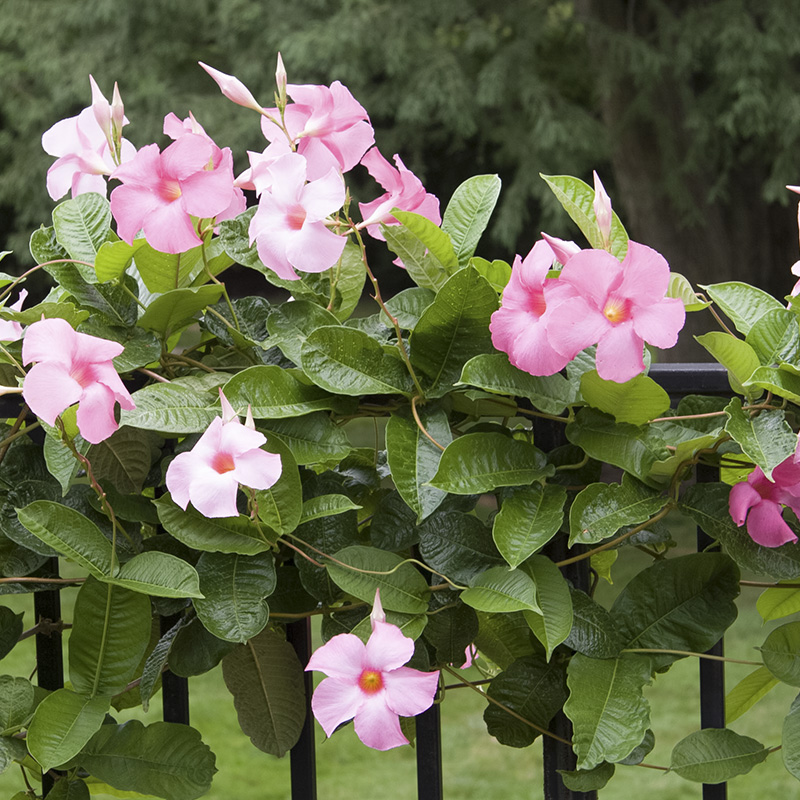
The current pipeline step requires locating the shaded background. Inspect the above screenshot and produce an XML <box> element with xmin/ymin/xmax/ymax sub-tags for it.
<box><xmin>3</xmin><ymin>0</ymin><xmax>800</xmax><ymax>338</ymax></box>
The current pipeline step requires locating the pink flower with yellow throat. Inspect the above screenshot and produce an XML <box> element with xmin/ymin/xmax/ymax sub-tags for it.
<box><xmin>305</xmin><ymin>589</ymin><xmax>439</xmax><ymax>750</ymax></box>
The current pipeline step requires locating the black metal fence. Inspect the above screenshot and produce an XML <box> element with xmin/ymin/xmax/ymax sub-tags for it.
<box><xmin>28</xmin><ymin>363</ymin><xmax>732</xmax><ymax>800</ymax></box>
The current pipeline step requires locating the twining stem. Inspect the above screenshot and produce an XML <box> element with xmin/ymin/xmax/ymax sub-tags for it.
<box><xmin>741</xmin><ymin>580</ymin><xmax>800</xmax><ymax>589</ymax></box>
<box><xmin>0</xmin><ymin>343</ymin><xmax>25</xmax><ymax>376</ymax></box>
<box><xmin>0</xmin><ymin>576</ymin><xmax>85</xmax><ymax>585</ymax></box>
<box><xmin>0</xmin><ymin>259</ymin><xmax>93</xmax><ymax>304</ymax></box>
<box><xmin>648</xmin><ymin>402</ymin><xmax>781</xmax><ymax>425</ymax></box>
<box><xmin>270</xmin><ymin>601</ymin><xmax>368</xmax><ymax>620</ymax></box>
<box><xmin>138</xmin><ymin>368</ymin><xmax>170</xmax><ymax>383</ymax></box>
<box><xmin>621</xmin><ymin>648</ymin><xmax>762</xmax><ymax>666</ymax></box>
<box><xmin>411</xmin><ymin>395</ymin><xmax>445</xmax><ymax>451</ymax></box>
<box><xmin>707</xmin><ymin>303</ymin><xmax>738</xmax><ymax>338</ymax></box>
<box><xmin>163</xmin><ymin>353</ymin><xmax>216</xmax><ymax>373</ymax></box>
<box><xmin>19</xmin><ymin>619</ymin><xmax>71</xmax><ymax>641</ymax></box>
<box><xmin>202</xmin><ymin>240</ymin><xmax>240</xmax><ymax>331</ymax></box>
<box><xmin>514</xmin><ymin>406</ymin><xmax>571</xmax><ymax>424</ymax></box>
<box><xmin>0</xmin><ymin>405</ymin><xmax>32</xmax><ymax>466</ymax></box>
<box><xmin>555</xmin><ymin>505</ymin><xmax>674</xmax><ymax>568</ymax></box>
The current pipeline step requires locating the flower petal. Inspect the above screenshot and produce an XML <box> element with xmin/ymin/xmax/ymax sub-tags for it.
<box><xmin>22</xmin><ymin>362</ymin><xmax>81</xmax><ymax>426</ymax></box>
<box><xmin>365</xmin><ymin>621</ymin><xmax>414</xmax><ymax>672</ymax></box>
<box><xmin>353</xmin><ymin>694</ymin><xmax>407</xmax><ymax>750</ymax></box>
<box><xmin>22</xmin><ymin>318</ymin><xmax>77</xmax><ymax>367</ymax></box>
<box><xmin>745</xmin><ymin>499</ymin><xmax>798</xmax><ymax>547</ymax></box>
<box><xmin>595</xmin><ymin>322</ymin><xmax>645</xmax><ymax>383</ymax></box>
<box><xmin>382</xmin><ymin>666</ymin><xmax>439</xmax><ymax>717</ymax></box>
<box><xmin>75</xmin><ymin>381</ymin><xmax>119</xmax><ymax>444</ymax></box>
<box><xmin>306</xmin><ymin>633</ymin><xmax>366</xmax><ymax>681</ymax></box>
<box><xmin>183</xmin><ymin>467</ymin><xmax>241</xmax><ymax>518</ymax></box>
<box><xmin>285</xmin><ymin>223</ymin><xmax>346</xmax><ymax>274</ymax></box>
<box><xmin>631</xmin><ymin>298</ymin><xmax>685</xmax><ymax>349</ymax></box>
<box><xmin>310</xmin><ymin>677</ymin><xmax>364</xmax><ymax>737</ymax></box>
<box><xmin>729</xmin><ymin>481</ymin><xmax>762</xmax><ymax>526</ymax></box>
<box><xmin>230</xmin><ymin>448</ymin><xmax>282</xmax><ymax>491</ymax></box>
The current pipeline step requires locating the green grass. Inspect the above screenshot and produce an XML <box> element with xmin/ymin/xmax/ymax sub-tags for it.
<box><xmin>2</xmin><ymin>519</ymin><xmax>799</xmax><ymax>798</ymax></box>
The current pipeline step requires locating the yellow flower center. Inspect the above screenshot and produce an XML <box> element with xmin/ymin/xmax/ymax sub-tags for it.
<box><xmin>358</xmin><ymin>669</ymin><xmax>384</xmax><ymax>694</ymax></box>
<box><xmin>603</xmin><ymin>296</ymin><xmax>631</xmax><ymax>324</ymax></box>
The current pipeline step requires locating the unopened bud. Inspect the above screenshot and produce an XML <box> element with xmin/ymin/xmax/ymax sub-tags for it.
<box><xmin>199</xmin><ymin>62</ymin><xmax>262</xmax><ymax>112</ymax></box>
<box><xmin>275</xmin><ymin>52</ymin><xmax>288</xmax><ymax>108</ymax></box>
<box><xmin>111</xmin><ymin>82</ymin><xmax>125</xmax><ymax>135</ymax></box>
<box><xmin>593</xmin><ymin>170</ymin><xmax>613</xmax><ymax>250</ymax></box>
<box><xmin>89</xmin><ymin>75</ymin><xmax>113</xmax><ymax>142</ymax></box>
<box><xmin>370</xmin><ymin>588</ymin><xmax>386</xmax><ymax>630</ymax></box>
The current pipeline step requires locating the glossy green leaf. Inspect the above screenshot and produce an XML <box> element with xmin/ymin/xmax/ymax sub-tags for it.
<box><xmin>559</xmin><ymin>762</ymin><xmax>616</xmax><ymax>792</ymax></box>
<box><xmin>430</xmin><ymin>432</ymin><xmax>551</xmax><ymax>494</ymax></box>
<box><xmin>667</xmin><ymin>272</ymin><xmax>710</xmax><ymax>312</ymax></box>
<box><xmin>382</xmin><ymin>223</ymin><xmax>448</xmax><ymax>291</ymax></box>
<box><xmin>69</xmin><ymin>577</ymin><xmax>152</xmax><ymax>697</ymax></box>
<box><xmin>51</xmin><ymin>193</ymin><xmax>111</xmax><ymax>268</ymax></box>
<box><xmin>0</xmin><ymin>675</ymin><xmax>34</xmax><ymax>730</ymax></box>
<box><xmin>473</xmin><ymin>611</ymin><xmax>539</xmax><ymax>669</ymax></box>
<box><xmin>757</xmin><ymin>583</ymin><xmax>800</xmax><ymax>621</ymax></box>
<box><xmin>564</xmin><ymin>589</ymin><xmax>623</xmax><ymax>659</ymax></box>
<box><xmin>441</xmin><ymin>174</ymin><xmax>502</xmax><ymax>266</ymax></box>
<box><xmin>193</xmin><ymin>552</ymin><xmax>275</xmax><ymax>643</ymax></box>
<box><xmin>695</xmin><ymin>332</ymin><xmax>761</xmax><ymax>391</ymax></box>
<box><xmin>723</xmin><ymin>398</ymin><xmax>795</xmax><ymax>479</ymax></box>
<box><xmin>702</xmin><ymin>281</ymin><xmax>783</xmax><ymax>336</ymax></box>
<box><xmin>16</xmin><ymin>501</ymin><xmax>112</xmax><ymax>578</ymax></box>
<box><xmin>168</xmin><ymin>618</ymin><xmax>235</xmax><ymax>678</ymax></box>
<box><xmin>580</xmin><ymin>370</ymin><xmax>670</xmax><ymax>426</ymax></box>
<box><xmin>27</xmin><ymin>690</ymin><xmax>110</xmax><ymax>771</ymax></box>
<box><xmin>461</xmin><ymin>566</ymin><xmax>540</xmax><ymax>613</ymax></box>
<box><xmin>0</xmin><ymin>736</ymin><xmax>27</xmax><ymax>776</ymax></box>
<box><xmin>254</xmin><ymin>435</ymin><xmax>302</xmax><ymax>536</ymax></box>
<box><xmin>262</xmin><ymin>413</ymin><xmax>351</xmax><ymax>467</ymax></box>
<box><xmin>783</xmin><ymin>694</ymin><xmax>800</xmax><ymax>780</ymax></box>
<box><xmin>140</xmin><ymin>618</ymin><xmax>186</xmax><ymax>713</ymax></box>
<box><xmin>410</xmin><ymin>266</ymin><xmax>498</xmax><ymax>397</ymax></box>
<box><xmin>109</xmin><ymin>551</ymin><xmax>203</xmax><ymax>598</ymax></box>
<box><xmin>569</xmin><ymin>475</ymin><xmax>667</xmax><ymax>546</ymax></box>
<box><xmin>564</xmin><ymin>653</ymin><xmax>651</xmax><ymax>770</ymax></box>
<box><xmin>87</xmin><ymin>426</ymin><xmax>156</xmax><ymax>494</ymax></box>
<box><xmin>134</xmin><ymin>241</ymin><xmax>206</xmax><ymax>293</ymax></box>
<box><xmin>94</xmin><ymin>238</ymin><xmax>145</xmax><ymax>282</ymax></box>
<box><xmin>744</xmin><ymin>365</ymin><xmax>800</xmax><ymax>404</ymax></box>
<box><xmin>422</xmin><ymin>601</ymin><xmax>477</xmax><ymax>663</ymax></box>
<box><xmin>222</xmin><ymin>629</ymin><xmax>306</xmax><ymax>757</ymax></box>
<box><xmin>670</xmin><ymin>729</ymin><xmax>769</xmax><ymax>783</ymax></box>
<box><xmin>0</xmin><ymin>606</ymin><xmax>23</xmax><ymax>661</ymax></box>
<box><xmin>522</xmin><ymin>555</ymin><xmax>573</xmax><ymax>660</ymax></box>
<box><xmin>299</xmin><ymin>494</ymin><xmax>362</xmax><ymax>525</ymax></box>
<box><xmin>726</xmin><ymin>666</ymin><xmax>779</xmax><ymax>723</ymax></box>
<box><xmin>326</xmin><ymin>545</ymin><xmax>430</xmax><ymax>613</ymax></box>
<box><xmin>384</xmin><ymin>287</ymin><xmax>435</xmax><ymax>329</ymax></box>
<box><xmin>492</xmin><ymin>484</ymin><xmax>566</xmax><ymax>567</ymax></box>
<box><xmin>137</xmin><ymin>285</ymin><xmax>225</xmax><ymax>337</ymax></box>
<box><xmin>392</xmin><ymin>209</ymin><xmax>459</xmax><ymax>272</ymax></box>
<box><xmin>762</xmin><ymin>621</ymin><xmax>800</xmax><ymax>685</ymax></box>
<box><xmin>746</xmin><ymin>308</ymin><xmax>800</xmax><ymax>365</ymax></box>
<box><xmin>265</xmin><ymin>301</ymin><xmax>340</xmax><ymax>365</ymax></box>
<box><xmin>121</xmin><ymin>384</ymin><xmax>217</xmax><ymax>434</ymax></box>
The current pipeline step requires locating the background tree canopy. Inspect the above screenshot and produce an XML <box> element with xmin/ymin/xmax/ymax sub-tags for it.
<box><xmin>3</xmin><ymin>0</ymin><xmax>800</xmax><ymax>306</ymax></box>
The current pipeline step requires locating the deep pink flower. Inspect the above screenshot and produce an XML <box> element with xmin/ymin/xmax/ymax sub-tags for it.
<box><xmin>21</xmin><ymin>318</ymin><xmax>135</xmax><ymax>444</ymax></box>
<box><xmin>166</xmin><ymin>390</ymin><xmax>282</xmax><ymax>518</ymax></box>
<box><xmin>0</xmin><ymin>290</ymin><xmax>28</xmax><ymax>342</ymax></box>
<box><xmin>729</xmin><ymin>457</ymin><xmax>800</xmax><ymax>547</ymax></box>
<box><xmin>544</xmin><ymin>241</ymin><xmax>686</xmax><ymax>383</ymax></box>
<box><xmin>489</xmin><ymin>240</ymin><xmax>574</xmax><ymax>376</ymax></box>
<box><xmin>261</xmin><ymin>81</ymin><xmax>374</xmax><ymax>179</ymax></box>
<box><xmin>306</xmin><ymin>590</ymin><xmax>439</xmax><ymax>751</ymax></box>
<box><xmin>42</xmin><ymin>76</ymin><xmax>135</xmax><ymax>200</ymax></box>
<box><xmin>357</xmin><ymin>148</ymin><xmax>441</xmax><ymax>240</ymax></box>
<box><xmin>110</xmin><ymin>129</ymin><xmax>239</xmax><ymax>254</ymax></box>
<box><xmin>249</xmin><ymin>153</ymin><xmax>346</xmax><ymax>281</ymax></box>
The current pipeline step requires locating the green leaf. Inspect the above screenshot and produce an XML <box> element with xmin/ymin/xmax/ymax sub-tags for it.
<box><xmin>564</xmin><ymin>653</ymin><xmax>651</xmax><ymax>770</ymax></box>
<box><xmin>54</xmin><ymin>265</ymin><xmax>138</xmax><ymax>326</ymax></box>
<box><xmin>121</xmin><ymin>384</ymin><xmax>217</xmax><ymax>434</ymax></box>
<box><xmin>329</xmin><ymin>240</ymin><xmax>367</xmax><ymax>321</ymax></box>
<box><xmin>746</xmin><ymin>308</ymin><xmax>800</xmax><ymax>365</ymax></box>
<box><xmin>71</xmin><ymin>720</ymin><xmax>216</xmax><ymax>800</ymax></box>
<box><xmin>222</xmin><ymin>629</ymin><xmax>306</xmax><ymax>757</ymax></box>
<box><xmin>0</xmin><ymin>606</ymin><xmax>23</xmax><ymax>660</ymax></box>
<box><xmin>384</xmin><ymin>287</ymin><xmax>436</xmax><ymax>329</ymax></box>
<box><xmin>430</xmin><ymin>432</ymin><xmax>551</xmax><ymax>494</ymax></box>
<box><xmin>299</xmin><ymin>494</ymin><xmax>362</xmax><ymax>525</ymax></box>
<box><xmin>109</xmin><ymin>552</ymin><xmax>203</xmax><ymax>599</ymax></box>
<box><xmin>723</xmin><ymin>398</ymin><xmax>795</xmax><ymax>479</ymax></box>
<box><xmin>0</xmin><ymin>675</ymin><xmax>34</xmax><ymax>730</ymax></box>
<box><xmin>783</xmin><ymin>694</ymin><xmax>800</xmax><ymax>780</ymax></box>
<box><xmin>762</xmin><ymin>621</ymin><xmax>800</xmax><ymax>685</ymax></box>
<box><xmin>16</xmin><ymin>501</ymin><xmax>112</xmax><ymax>578</ymax></box>
<box><xmin>382</xmin><ymin>223</ymin><xmax>448</xmax><ymax>291</ymax></box>
<box><xmin>94</xmin><ymin>238</ymin><xmax>145</xmax><ymax>282</ymax></box>
<box><xmin>392</xmin><ymin>209</ymin><xmax>459</xmax><ymax>272</ymax></box>
<box><xmin>262</xmin><ymin>413</ymin><xmax>351</xmax><ymax>467</ymax></box>
<box><xmin>134</xmin><ymin>242</ymin><xmax>205</xmax><ymax>293</ymax></box>
<box><xmin>667</xmin><ymin>272</ymin><xmax>710</xmax><ymax>312</ymax></box>
<box><xmin>27</xmin><ymin>690</ymin><xmax>110</xmax><ymax>772</ymax></box>
<box><xmin>469</xmin><ymin>257</ymin><xmax>512</xmax><ymax>292</ymax></box>
<box><xmin>87</xmin><ymin>426</ymin><xmax>157</xmax><ymax>494</ymax></box>
<box><xmin>137</xmin><ymin>285</ymin><xmax>225</xmax><ymax>337</ymax></box>
<box><xmin>611</xmin><ymin>553</ymin><xmax>740</xmax><ymax>670</ymax></box>
<box><xmin>51</xmin><ymin>193</ymin><xmax>111</xmax><ymax>268</ymax></box>
<box><xmin>540</xmin><ymin>174</ymin><xmax>629</xmax><ymax>260</ymax></box>
<box><xmin>254</xmin><ymin>435</ymin><xmax>302</xmax><ymax>536</ymax></box>
<box><xmin>0</xmin><ymin>736</ymin><xmax>28</xmax><ymax>776</ymax></box>
<box><xmin>461</xmin><ymin>566</ymin><xmax>540</xmax><ymax>613</ymax></box>
<box><xmin>385</xmin><ymin>407</ymin><xmax>451</xmax><ymax>522</ymax></box>
<box><xmin>301</xmin><ymin>325</ymin><xmax>414</xmax><ymax>396</ymax></box>
<box><xmin>474</xmin><ymin>611</ymin><xmax>539</xmax><ymax>670</ymax></box>
<box><xmin>265</xmin><ymin>301</ymin><xmax>340</xmax><ymax>365</ymax></box>
<box><xmin>757</xmin><ymin>583</ymin><xmax>800</xmax><ymax>621</ymax></box>
<box><xmin>459</xmin><ymin>353</ymin><xmax>577</xmax><ymax>416</ymax></box>
<box><xmin>670</xmin><ymin>729</ymin><xmax>769</xmax><ymax>783</ymax></box>
<box><xmin>483</xmin><ymin>654</ymin><xmax>567</xmax><ymax>747</ymax></box>
<box><xmin>69</xmin><ymin>577</ymin><xmax>152</xmax><ymax>697</ymax></box>
<box><xmin>193</xmin><ymin>552</ymin><xmax>275</xmax><ymax>643</ymax></box>
<box><xmin>580</xmin><ymin>370</ymin><xmax>670</xmax><ymax>426</ymax></box>
<box><xmin>30</xmin><ymin>224</ymin><xmax>68</xmax><ymax>264</ymax></box>
<box><xmin>225</xmin><ymin>365</ymin><xmax>351</xmax><ymax>419</ymax></box>
<box><xmin>168</xmin><ymin>618</ymin><xmax>235</xmax><ymax>678</ymax></box>
<box><xmin>422</xmin><ymin>601</ymin><xmax>477</xmax><ymax>663</ymax></box>
<box><xmin>702</xmin><ymin>281</ymin><xmax>783</xmax><ymax>336</ymax></box>
<box><xmin>441</xmin><ymin>174</ymin><xmax>502</xmax><ymax>266</ymax></box>
<box><xmin>569</xmin><ymin>475</ymin><xmax>668</xmax><ymax>546</ymax></box>
<box><xmin>492</xmin><ymin>484</ymin><xmax>566</xmax><ymax>567</ymax></box>
<box><xmin>564</xmin><ymin>589</ymin><xmax>623</xmax><ymax>659</ymax></box>
<box><xmin>42</xmin><ymin>778</ymin><xmax>90</xmax><ymax>800</ymax></box>
<box><xmin>155</xmin><ymin>495</ymin><xmax>273</xmax><ymax>554</ymax></box>
<box><xmin>522</xmin><ymin>555</ymin><xmax>573</xmax><ymax>660</ymax></box>
<box><xmin>140</xmin><ymin>618</ymin><xmax>185</xmax><ymax>713</ymax></box>
<box><xmin>744</xmin><ymin>365</ymin><xmax>800</xmax><ymax>404</ymax></box>
<box><xmin>326</xmin><ymin>545</ymin><xmax>430</xmax><ymax>613</ymax></box>
<box><xmin>695</xmin><ymin>331</ymin><xmax>761</xmax><ymax>391</ymax></box>
<box><xmin>726</xmin><ymin>666</ymin><xmax>779</xmax><ymax>723</ymax></box>
<box><xmin>559</xmin><ymin>762</ymin><xmax>616</xmax><ymax>792</ymax></box>
<box><xmin>409</xmin><ymin>266</ymin><xmax>498</xmax><ymax>397</ymax></box>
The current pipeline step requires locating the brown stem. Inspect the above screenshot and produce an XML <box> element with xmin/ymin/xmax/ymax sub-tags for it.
<box><xmin>741</xmin><ymin>580</ymin><xmax>800</xmax><ymax>589</ymax></box>
<box><xmin>0</xmin><ymin>576</ymin><xmax>85</xmax><ymax>585</ymax></box>
<box><xmin>0</xmin><ymin>405</ymin><xmax>30</xmax><ymax>466</ymax></box>
<box><xmin>411</xmin><ymin>395</ymin><xmax>445</xmax><ymax>451</ymax></box>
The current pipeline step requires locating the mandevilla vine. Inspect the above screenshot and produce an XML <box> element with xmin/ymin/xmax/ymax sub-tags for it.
<box><xmin>3</xmin><ymin>54</ymin><xmax>800</xmax><ymax>798</ymax></box>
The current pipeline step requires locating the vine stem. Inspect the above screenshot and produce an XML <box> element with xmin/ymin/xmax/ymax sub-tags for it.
<box><xmin>741</xmin><ymin>580</ymin><xmax>800</xmax><ymax>589</ymax></box>
<box><xmin>647</xmin><ymin>402</ymin><xmax>780</xmax><ymax>424</ymax></box>
<box><xmin>515</xmin><ymin>406</ymin><xmax>571</xmax><ymax>424</ymax></box>
<box><xmin>0</xmin><ymin>405</ymin><xmax>33</xmax><ymax>466</ymax></box>
<box><xmin>555</xmin><ymin>505</ymin><xmax>674</xmax><ymax>568</ymax></box>
<box><xmin>621</xmin><ymin>648</ymin><xmax>763</xmax><ymax>666</ymax></box>
<box><xmin>0</xmin><ymin>576</ymin><xmax>85</xmax><ymax>585</ymax></box>
<box><xmin>0</xmin><ymin>259</ymin><xmax>94</xmax><ymax>304</ymax></box>
<box><xmin>411</xmin><ymin>395</ymin><xmax>445</xmax><ymax>451</ymax></box>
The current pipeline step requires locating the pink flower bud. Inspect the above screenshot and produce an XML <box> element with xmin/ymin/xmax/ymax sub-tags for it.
<box><xmin>198</xmin><ymin>62</ymin><xmax>262</xmax><ymax>112</ymax></box>
<box><xmin>593</xmin><ymin>170</ymin><xmax>613</xmax><ymax>249</ymax></box>
<box><xmin>275</xmin><ymin>52</ymin><xmax>287</xmax><ymax>105</ymax></box>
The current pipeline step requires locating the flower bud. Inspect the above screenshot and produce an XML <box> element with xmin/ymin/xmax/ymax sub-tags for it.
<box><xmin>593</xmin><ymin>170</ymin><xmax>613</xmax><ymax>250</ymax></box>
<box><xmin>275</xmin><ymin>52</ymin><xmax>288</xmax><ymax>109</ymax></box>
<box><xmin>198</xmin><ymin>62</ymin><xmax>262</xmax><ymax>112</ymax></box>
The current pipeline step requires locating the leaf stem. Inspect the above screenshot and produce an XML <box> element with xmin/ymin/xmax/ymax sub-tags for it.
<box><xmin>621</xmin><ymin>648</ymin><xmax>762</xmax><ymax>666</ymax></box>
<box><xmin>411</xmin><ymin>395</ymin><xmax>445</xmax><ymax>451</ymax></box>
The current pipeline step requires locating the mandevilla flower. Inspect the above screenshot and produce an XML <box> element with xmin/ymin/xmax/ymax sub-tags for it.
<box><xmin>166</xmin><ymin>389</ymin><xmax>282</xmax><ymax>518</ymax></box>
<box><xmin>21</xmin><ymin>318</ymin><xmax>135</xmax><ymax>445</ymax></box>
<box><xmin>306</xmin><ymin>589</ymin><xmax>439</xmax><ymax>751</ymax></box>
<box><xmin>729</xmin><ymin>456</ymin><xmax>800</xmax><ymax>547</ymax></box>
<box><xmin>0</xmin><ymin>290</ymin><xmax>28</xmax><ymax>342</ymax></box>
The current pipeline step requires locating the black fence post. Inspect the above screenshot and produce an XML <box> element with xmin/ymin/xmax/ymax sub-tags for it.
<box><xmin>286</xmin><ymin>618</ymin><xmax>317</xmax><ymax>800</ymax></box>
<box><xmin>160</xmin><ymin>614</ymin><xmax>190</xmax><ymax>725</ymax></box>
<box><xmin>416</xmin><ymin>702</ymin><xmax>443</xmax><ymax>800</ymax></box>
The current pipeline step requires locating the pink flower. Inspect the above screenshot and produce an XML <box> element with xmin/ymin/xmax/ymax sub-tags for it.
<box><xmin>198</xmin><ymin>62</ymin><xmax>264</xmax><ymax>112</ymax></box>
<box><xmin>489</xmin><ymin>239</ymin><xmax>574</xmax><ymax>376</ymax></box>
<box><xmin>0</xmin><ymin>290</ymin><xmax>28</xmax><ymax>342</ymax></box>
<box><xmin>166</xmin><ymin>389</ymin><xmax>282</xmax><ymax>518</ymax></box>
<box><xmin>110</xmin><ymin>129</ymin><xmax>240</xmax><ymax>254</ymax></box>
<box><xmin>42</xmin><ymin>76</ymin><xmax>135</xmax><ymax>200</ymax></box>
<box><xmin>544</xmin><ymin>242</ymin><xmax>686</xmax><ymax>383</ymax></box>
<box><xmin>357</xmin><ymin>148</ymin><xmax>441</xmax><ymax>240</ymax></box>
<box><xmin>21</xmin><ymin>318</ymin><xmax>135</xmax><ymax>444</ymax></box>
<box><xmin>249</xmin><ymin>153</ymin><xmax>346</xmax><ymax>281</ymax></box>
<box><xmin>306</xmin><ymin>590</ymin><xmax>439</xmax><ymax>751</ymax></box>
<box><xmin>593</xmin><ymin>170</ymin><xmax>613</xmax><ymax>249</ymax></box>
<box><xmin>261</xmin><ymin>80</ymin><xmax>374</xmax><ymax>179</ymax></box>
<box><xmin>540</xmin><ymin>232</ymin><xmax>581</xmax><ymax>266</ymax></box>
<box><xmin>234</xmin><ymin>139</ymin><xmax>294</xmax><ymax>192</ymax></box>
<box><xmin>729</xmin><ymin>457</ymin><xmax>800</xmax><ymax>547</ymax></box>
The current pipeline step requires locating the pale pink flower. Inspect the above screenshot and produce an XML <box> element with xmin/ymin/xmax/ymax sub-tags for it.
<box><xmin>357</xmin><ymin>148</ymin><xmax>441</xmax><ymax>240</ymax></box>
<box><xmin>249</xmin><ymin>152</ymin><xmax>346</xmax><ymax>281</ymax></box>
<box><xmin>0</xmin><ymin>290</ymin><xmax>28</xmax><ymax>342</ymax></box>
<box><xmin>593</xmin><ymin>170</ymin><xmax>613</xmax><ymax>249</ymax></box>
<box><xmin>306</xmin><ymin>590</ymin><xmax>439</xmax><ymax>751</ymax></box>
<box><xmin>21</xmin><ymin>318</ymin><xmax>135</xmax><ymax>444</ymax></box>
<box><xmin>110</xmin><ymin>129</ymin><xmax>239</xmax><ymax>254</ymax></box>
<box><xmin>42</xmin><ymin>76</ymin><xmax>135</xmax><ymax>200</ymax></box>
<box><xmin>729</xmin><ymin>457</ymin><xmax>800</xmax><ymax>547</ymax></box>
<box><xmin>234</xmin><ymin>139</ymin><xmax>294</xmax><ymax>192</ymax></box>
<box><xmin>198</xmin><ymin>62</ymin><xmax>263</xmax><ymax>112</ymax></box>
<box><xmin>489</xmin><ymin>239</ymin><xmax>574</xmax><ymax>376</ymax></box>
<box><xmin>166</xmin><ymin>389</ymin><xmax>281</xmax><ymax>518</ymax></box>
<box><xmin>544</xmin><ymin>242</ymin><xmax>686</xmax><ymax>383</ymax></box>
<box><xmin>261</xmin><ymin>81</ymin><xmax>374</xmax><ymax>179</ymax></box>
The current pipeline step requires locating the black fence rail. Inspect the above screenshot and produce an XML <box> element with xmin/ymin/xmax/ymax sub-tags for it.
<box><xmin>29</xmin><ymin>363</ymin><xmax>732</xmax><ymax>800</ymax></box>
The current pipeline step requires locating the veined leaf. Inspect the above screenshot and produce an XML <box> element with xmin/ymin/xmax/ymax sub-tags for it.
<box><xmin>723</xmin><ymin>398</ymin><xmax>795</xmax><ymax>479</ymax></box>
<box><xmin>726</xmin><ymin>666</ymin><xmax>779</xmax><ymax>723</ymax></box>
<box><xmin>461</xmin><ymin>566</ymin><xmax>540</xmax><ymax>613</ymax></box>
<box><xmin>441</xmin><ymin>174</ymin><xmax>502</xmax><ymax>266</ymax></box>
<box><xmin>702</xmin><ymin>281</ymin><xmax>783</xmax><ymax>336</ymax></box>
<box><xmin>580</xmin><ymin>370</ymin><xmax>669</xmax><ymax>426</ymax></box>
<box><xmin>670</xmin><ymin>729</ymin><xmax>769</xmax><ymax>783</ymax></box>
